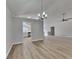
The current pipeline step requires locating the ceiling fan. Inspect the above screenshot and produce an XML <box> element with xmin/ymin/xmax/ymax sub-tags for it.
<box><xmin>62</xmin><ymin>13</ymin><xmax>72</xmax><ymax>22</ymax></box>
<box><xmin>16</xmin><ymin>0</ymin><xmax>47</xmax><ymax>21</ymax></box>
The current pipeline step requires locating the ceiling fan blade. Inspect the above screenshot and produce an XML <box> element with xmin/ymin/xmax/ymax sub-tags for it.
<box><xmin>62</xmin><ymin>18</ymin><xmax>72</xmax><ymax>22</ymax></box>
<box><xmin>62</xmin><ymin>19</ymin><xmax>67</xmax><ymax>22</ymax></box>
<box><xmin>64</xmin><ymin>18</ymin><xmax>72</xmax><ymax>21</ymax></box>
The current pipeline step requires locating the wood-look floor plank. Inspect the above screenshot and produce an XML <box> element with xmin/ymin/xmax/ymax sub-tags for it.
<box><xmin>7</xmin><ymin>36</ymin><xmax>72</xmax><ymax>59</ymax></box>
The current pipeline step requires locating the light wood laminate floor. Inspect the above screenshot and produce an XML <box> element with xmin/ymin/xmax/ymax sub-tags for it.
<box><xmin>7</xmin><ymin>36</ymin><xmax>72</xmax><ymax>59</ymax></box>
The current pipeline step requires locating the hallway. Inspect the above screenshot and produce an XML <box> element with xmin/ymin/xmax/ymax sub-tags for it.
<box><xmin>7</xmin><ymin>36</ymin><xmax>72</xmax><ymax>59</ymax></box>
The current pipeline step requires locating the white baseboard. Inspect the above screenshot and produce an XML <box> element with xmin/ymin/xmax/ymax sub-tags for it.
<box><xmin>13</xmin><ymin>42</ymin><xmax>23</xmax><ymax>45</ymax></box>
<box><xmin>6</xmin><ymin>42</ymin><xmax>23</xmax><ymax>58</ymax></box>
<box><xmin>52</xmin><ymin>35</ymin><xmax>72</xmax><ymax>38</ymax></box>
<box><xmin>65</xmin><ymin>36</ymin><xmax>72</xmax><ymax>37</ymax></box>
<box><xmin>6</xmin><ymin>43</ymin><xmax>13</xmax><ymax>58</ymax></box>
<box><xmin>32</xmin><ymin>39</ymin><xmax>44</xmax><ymax>42</ymax></box>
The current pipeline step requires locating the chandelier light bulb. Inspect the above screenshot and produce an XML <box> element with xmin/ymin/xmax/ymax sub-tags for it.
<box><xmin>45</xmin><ymin>14</ymin><xmax>47</xmax><ymax>17</ymax></box>
<box><xmin>43</xmin><ymin>11</ymin><xmax>46</xmax><ymax>15</ymax></box>
<box><xmin>37</xmin><ymin>11</ymin><xmax>47</xmax><ymax>20</ymax></box>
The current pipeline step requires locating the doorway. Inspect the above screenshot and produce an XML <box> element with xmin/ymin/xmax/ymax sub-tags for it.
<box><xmin>22</xmin><ymin>22</ymin><xmax>31</xmax><ymax>38</ymax></box>
<box><xmin>50</xmin><ymin>26</ymin><xmax>55</xmax><ymax>35</ymax></box>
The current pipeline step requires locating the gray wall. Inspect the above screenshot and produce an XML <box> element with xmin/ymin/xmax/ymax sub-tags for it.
<box><xmin>44</xmin><ymin>10</ymin><xmax>72</xmax><ymax>37</ymax></box>
<box><xmin>54</xmin><ymin>20</ymin><xmax>72</xmax><ymax>36</ymax></box>
<box><xmin>31</xmin><ymin>20</ymin><xmax>44</xmax><ymax>41</ymax></box>
<box><xmin>16</xmin><ymin>18</ymin><xmax>45</xmax><ymax>41</ymax></box>
<box><xmin>6</xmin><ymin>6</ymin><xmax>14</xmax><ymax>55</ymax></box>
<box><xmin>12</xmin><ymin>18</ymin><xmax>23</xmax><ymax>43</ymax></box>
<box><xmin>6</xmin><ymin>7</ymin><xmax>23</xmax><ymax>56</ymax></box>
<box><xmin>45</xmin><ymin>20</ymin><xmax>72</xmax><ymax>37</ymax></box>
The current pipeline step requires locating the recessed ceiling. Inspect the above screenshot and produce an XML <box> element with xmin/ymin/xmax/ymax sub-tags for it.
<box><xmin>6</xmin><ymin>0</ymin><xmax>72</xmax><ymax>23</ymax></box>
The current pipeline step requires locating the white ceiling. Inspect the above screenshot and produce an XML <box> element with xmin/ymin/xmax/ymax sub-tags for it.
<box><xmin>6</xmin><ymin>0</ymin><xmax>72</xmax><ymax>23</ymax></box>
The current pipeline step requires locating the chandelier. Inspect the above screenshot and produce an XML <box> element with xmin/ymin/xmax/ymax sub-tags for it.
<box><xmin>37</xmin><ymin>0</ymin><xmax>47</xmax><ymax>20</ymax></box>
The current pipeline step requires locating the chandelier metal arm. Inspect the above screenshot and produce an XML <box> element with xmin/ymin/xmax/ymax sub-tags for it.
<box><xmin>37</xmin><ymin>0</ymin><xmax>47</xmax><ymax>20</ymax></box>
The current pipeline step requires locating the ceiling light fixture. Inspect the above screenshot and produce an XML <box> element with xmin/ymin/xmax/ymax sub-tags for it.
<box><xmin>37</xmin><ymin>0</ymin><xmax>47</xmax><ymax>20</ymax></box>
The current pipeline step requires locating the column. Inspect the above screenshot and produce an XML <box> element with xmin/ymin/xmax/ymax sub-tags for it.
<box><xmin>31</xmin><ymin>20</ymin><xmax>44</xmax><ymax>41</ymax></box>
